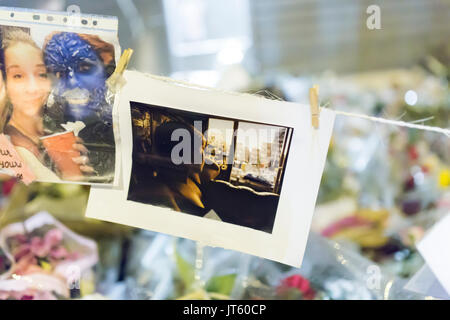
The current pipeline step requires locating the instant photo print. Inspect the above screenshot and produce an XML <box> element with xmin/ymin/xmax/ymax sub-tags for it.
<box><xmin>127</xmin><ymin>102</ymin><xmax>293</xmax><ymax>233</ymax></box>
<box><xmin>0</xmin><ymin>8</ymin><xmax>121</xmax><ymax>185</ymax></box>
<box><xmin>87</xmin><ymin>71</ymin><xmax>335</xmax><ymax>267</ymax></box>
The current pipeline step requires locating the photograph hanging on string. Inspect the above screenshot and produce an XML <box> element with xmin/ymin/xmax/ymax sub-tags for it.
<box><xmin>128</xmin><ymin>102</ymin><xmax>293</xmax><ymax>233</ymax></box>
<box><xmin>0</xmin><ymin>8</ymin><xmax>121</xmax><ymax>185</ymax></box>
<box><xmin>86</xmin><ymin>71</ymin><xmax>336</xmax><ymax>267</ymax></box>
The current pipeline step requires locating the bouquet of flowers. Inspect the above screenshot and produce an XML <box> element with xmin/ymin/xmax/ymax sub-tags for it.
<box><xmin>8</xmin><ymin>228</ymin><xmax>79</xmax><ymax>275</ymax></box>
<box><xmin>0</xmin><ymin>212</ymin><xmax>98</xmax><ymax>299</ymax></box>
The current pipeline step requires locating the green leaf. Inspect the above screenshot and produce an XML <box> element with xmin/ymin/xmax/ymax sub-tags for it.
<box><xmin>206</xmin><ymin>274</ymin><xmax>237</xmax><ymax>296</ymax></box>
<box><xmin>175</xmin><ymin>252</ymin><xmax>195</xmax><ymax>290</ymax></box>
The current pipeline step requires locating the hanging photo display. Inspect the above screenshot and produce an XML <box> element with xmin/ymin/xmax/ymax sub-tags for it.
<box><xmin>0</xmin><ymin>8</ymin><xmax>121</xmax><ymax>185</ymax></box>
<box><xmin>87</xmin><ymin>71</ymin><xmax>335</xmax><ymax>267</ymax></box>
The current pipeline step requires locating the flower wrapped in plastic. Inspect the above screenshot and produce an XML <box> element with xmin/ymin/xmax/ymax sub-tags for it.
<box><xmin>231</xmin><ymin>232</ymin><xmax>427</xmax><ymax>300</ymax></box>
<box><xmin>0</xmin><ymin>212</ymin><xmax>98</xmax><ymax>299</ymax></box>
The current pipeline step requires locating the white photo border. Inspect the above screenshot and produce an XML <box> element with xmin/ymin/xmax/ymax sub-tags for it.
<box><xmin>87</xmin><ymin>70</ymin><xmax>335</xmax><ymax>267</ymax></box>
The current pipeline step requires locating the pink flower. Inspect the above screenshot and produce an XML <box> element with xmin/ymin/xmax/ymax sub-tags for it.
<box><xmin>13</xmin><ymin>234</ymin><xmax>28</xmax><ymax>244</ymax></box>
<box><xmin>44</xmin><ymin>229</ymin><xmax>63</xmax><ymax>248</ymax></box>
<box><xmin>321</xmin><ymin>216</ymin><xmax>371</xmax><ymax>238</ymax></box>
<box><xmin>30</xmin><ymin>236</ymin><xmax>51</xmax><ymax>258</ymax></box>
<box><xmin>13</xmin><ymin>243</ymin><xmax>31</xmax><ymax>261</ymax></box>
<box><xmin>9</xmin><ymin>228</ymin><xmax>74</xmax><ymax>275</ymax></box>
<box><xmin>50</xmin><ymin>246</ymin><xmax>69</xmax><ymax>260</ymax></box>
<box><xmin>19</xmin><ymin>229</ymin><xmax>64</xmax><ymax>259</ymax></box>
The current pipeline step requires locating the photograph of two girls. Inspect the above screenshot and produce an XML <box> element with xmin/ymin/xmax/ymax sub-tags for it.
<box><xmin>0</xmin><ymin>25</ymin><xmax>117</xmax><ymax>184</ymax></box>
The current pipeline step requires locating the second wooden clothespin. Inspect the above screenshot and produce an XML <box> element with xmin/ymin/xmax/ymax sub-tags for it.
<box><xmin>309</xmin><ymin>85</ymin><xmax>320</xmax><ymax>129</ymax></box>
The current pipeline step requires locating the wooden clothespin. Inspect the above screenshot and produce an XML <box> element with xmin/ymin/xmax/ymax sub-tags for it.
<box><xmin>309</xmin><ymin>85</ymin><xmax>320</xmax><ymax>129</ymax></box>
<box><xmin>106</xmin><ymin>48</ymin><xmax>134</xmax><ymax>92</ymax></box>
<box><xmin>115</xmin><ymin>48</ymin><xmax>134</xmax><ymax>75</ymax></box>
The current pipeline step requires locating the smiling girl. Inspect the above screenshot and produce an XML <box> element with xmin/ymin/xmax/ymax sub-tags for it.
<box><xmin>4</xmin><ymin>29</ymin><xmax>50</xmax><ymax>148</ymax></box>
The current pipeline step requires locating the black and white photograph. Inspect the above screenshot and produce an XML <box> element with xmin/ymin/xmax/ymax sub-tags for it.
<box><xmin>127</xmin><ymin>102</ymin><xmax>293</xmax><ymax>233</ymax></box>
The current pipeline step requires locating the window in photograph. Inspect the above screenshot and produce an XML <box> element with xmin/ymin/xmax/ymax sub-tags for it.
<box><xmin>230</xmin><ymin>122</ymin><xmax>291</xmax><ymax>194</ymax></box>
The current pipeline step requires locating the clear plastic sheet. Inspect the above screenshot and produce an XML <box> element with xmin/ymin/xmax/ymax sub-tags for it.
<box><xmin>405</xmin><ymin>265</ymin><xmax>449</xmax><ymax>300</ymax></box>
<box><xmin>120</xmin><ymin>232</ymin><xmax>176</xmax><ymax>300</ymax></box>
<box><xmin>120</xmin><ymin>231</ymin><xmax>427</xmax><ymax>300</ymax></box>
<box><xmin>0</xmin><ymin>7</ymin><xmax>122</xmax><ymax>185</ymax></box>
<box><xmin>226</xmin><ymin>232</ymin><xmax>427</xmax><ymax>300</ymax></box>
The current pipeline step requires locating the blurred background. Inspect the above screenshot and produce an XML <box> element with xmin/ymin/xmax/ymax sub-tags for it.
<box><xmin>0</xmin><ymin>0</ymin><xmax>449</xmax><ymax>300</ymax></box>
<box><xmin>2</xmin><ymin>0</ymin><xmax>448</xmax><ymax>81</ymax></box>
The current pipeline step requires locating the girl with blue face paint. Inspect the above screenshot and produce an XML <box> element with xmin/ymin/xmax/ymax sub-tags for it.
<box><xmin>44</xmin><ymin>32</ymin><xmax>114</xmax><ymax>123</ymax></box>
<box><xmin>43</xmin><ymin>32</ymin><xmax>116</xmax><ymax>182</ymax></box>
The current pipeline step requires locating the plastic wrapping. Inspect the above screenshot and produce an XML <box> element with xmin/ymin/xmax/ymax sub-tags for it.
<box><xmin>405</xmin><ymin>265</ymin><xmax>450</xmax><ymax>300</ymax></box>
<box><xmin>125</xmin><ymin>232</ymin><xmax>176</xmax><ymax>300</ymax></box>
<box><xmin>0</xmin><ymin>7</ymin><xmax>122</xmax><ymax>185</ymax></box>
<box><xmin>120</xmin><ymin>231</ymin><xmax>427</xmax><ymax>300</ymax></box>
<box><xmin>230</xmin><ymin>232</ymin><xmax>426</xmax><ymax>300</ymax></box>
<box><xmin>0</xmin><ymin>273</ymin><xmax>68</xmax><ymax>300</ymax></box>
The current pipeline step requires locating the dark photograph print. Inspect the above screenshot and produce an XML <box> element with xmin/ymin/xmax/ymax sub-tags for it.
<box><xmin>127</xmin><ymin>101</ymin><xmax>293</xmax><ymax>233</ymax></box>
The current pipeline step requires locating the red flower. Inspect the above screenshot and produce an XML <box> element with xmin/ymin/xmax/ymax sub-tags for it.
<box><xmin>277</xmin><ymin>274</ymin><xmax>316</xmax><ymax>300</ymax></box>
<box><xmin>420</xmin><ymin>165</ymin><xmax>429</xmax><ymax>174</ymax></box>
<box><xmin>2</xmin><ymin>178</ymin><xmax>16</xmax><ymax>196</ymax></box>
<box><xmin>408</xmin><ymin>146</ymin><xmax>419</xmax><ymax>161</ymax></box>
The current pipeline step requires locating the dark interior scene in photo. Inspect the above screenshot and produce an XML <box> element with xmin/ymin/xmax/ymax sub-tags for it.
<box><xmin>127</xmin><ymin>101</ymin><xmax>293</xmax><ymax>233</ymax></box>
